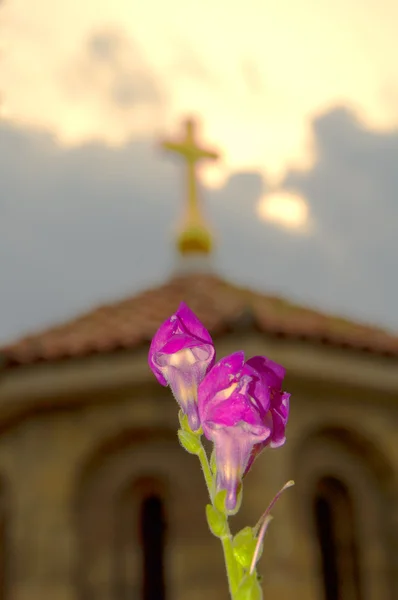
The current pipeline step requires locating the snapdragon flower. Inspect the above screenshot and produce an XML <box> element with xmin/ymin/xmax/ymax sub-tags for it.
<box><xmin>198</xmin><ymin>352</ymin><xmax>290</xmax><ymax>511</ymax></box>
<box><xmin>148</xmin><ymin>302</ymin><xmax>215</xmax><ymax>431</ymax></box>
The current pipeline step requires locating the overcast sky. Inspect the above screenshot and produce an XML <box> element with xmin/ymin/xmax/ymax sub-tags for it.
<box><xmin>1</xmin><ymin>0</ymin><xmax>397</xmax><ymax>343</ymax></box>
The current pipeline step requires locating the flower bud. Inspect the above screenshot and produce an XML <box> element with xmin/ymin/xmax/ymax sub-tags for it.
<box><xmin>148</xmin><ymin>303</ymin><xmax>215</xmax><ymax>431</ymax></box>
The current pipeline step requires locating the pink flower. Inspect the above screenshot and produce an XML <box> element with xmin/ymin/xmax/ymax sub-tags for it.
<box><xmin>198</xmin><ymin>352</ymin><xmax>290</xmax><ymax>511</ymax></box>
<box><xmin>148</xmin><ymin>303</ymin><xmax>215</xmax><ymax>431</ymax></box>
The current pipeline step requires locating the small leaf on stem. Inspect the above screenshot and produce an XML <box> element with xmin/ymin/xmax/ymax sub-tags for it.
<box><xmin>178</xmin><ymin>429</ymin><xmax>202</xmax><ymax>455</ymax></box>
<box><xmin>214</xmin><ymin>489</ymin><xmax>228</xmax><ymax>514</ymax></box>
<box><xmin>232</xmin><ymin>526</ymin><xmax>257</xmax><ymax>569</ymax></box>
<box><xmin>206</xmin><ymin>504</ymin><xmax>228</xmax><ymax>537</ymax></box>
<box><xmin>236</xmin><ymin>572</ymin><xmax>263</xmax><ymax>600</ymax></box>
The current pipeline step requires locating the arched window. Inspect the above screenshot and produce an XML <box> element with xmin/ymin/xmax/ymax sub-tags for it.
<box><xmin>313</xmin><ymin>476</ymin><xmax>362</xmax><ymax>600</ymax></box>
<box><xmin>113</xmin><ymin>478</ymin><xmax>167</xmax><ymax>600</ymax></box>
<box><xmin>139</xmin><ymin>493</ymin><xmax>166</xmax><ymax>600</ymax></box>
<box><xmin>76</xmin><ymin>433</ymin><xmax>182</xmax><ymax>600</ymax></box>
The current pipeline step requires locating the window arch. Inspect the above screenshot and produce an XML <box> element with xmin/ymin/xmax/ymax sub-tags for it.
<box><xmin>292</xmin><ymin>424</ymin><xmax>396</xmax><ymax>600</ymax></box>
<box><xmin>139</xmin><ymin>489</ymin><xmax>167</xmax><ymax>600</ymax></box>
<box><xmin>313</xmin><ymin>476</ymin><xmax>362</xmax><ymax>600</ymax></box>
<box><xmin>76</xmin><ymin>430</ymin><xmax>177</xmax><ymax>600</ymax></box>
<box><xmin>113</xmin><ymin>477</ymin><xmax>167</xmax><ymax>600</ymax></box>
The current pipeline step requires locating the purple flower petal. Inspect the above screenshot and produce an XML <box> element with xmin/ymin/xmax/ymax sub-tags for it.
<box><xmin>243</xmin><ymin>440</ymin><xmax>268</xmax><ymax>478</ymax></box>
<box><xmin>198</xmin><ymin>351</ymin><xmax>246</xmax><ymax>419</ymax></box>
<box><xmin>197</xmin><ymin>351</ymin><xmax>291</xmax><ymax>504</ymax></box>
<box><xmin>246</xmin><ymin>355</ymin><xmax>286</xmax><ymax>389</ymax></box>
<box><xmin>148</xmin><ymin>303</ymin><xmax>215</xmax><ymax>430</ymax></box>
<box><xmin>209</xmin><ymin>424</ymin><xmax>269</xmax><ymax>512</ymax></box>
<box><xmin>175</xmin><ymin>302</ymin><xmax>213</xmax><ymax>344</ymax></box>
<box><xmin>270</xmin><ymin>391</ymin><xmax>290</xmax><ymax>448</ymax></box>
<box><xmin>148</xmin><ymin>315</ymin><xmax>180</xmax><ymax>385</ymax></box>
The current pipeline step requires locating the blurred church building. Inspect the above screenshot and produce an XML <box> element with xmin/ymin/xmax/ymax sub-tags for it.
<box><xmin>0</xmin><ymin>118</ymin><xmax>398</xmax><ymax>600</ymax></box>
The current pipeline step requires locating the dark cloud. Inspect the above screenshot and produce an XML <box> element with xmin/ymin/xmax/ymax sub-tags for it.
<box><xmin>281</xmin><ymin>106</ymin><xmax>398</xmax><ymax>326</ymax></box>
<box><xmin>0</xmin><ymin>121</ymin><xmax>177</xmax><ymax>341</ymax></box>
<box><xmin>64</xmin><ymin>28</ymin><xmax>165</xmax><ymax>111</ymax></box>
<box><xmin>0</xmin><ymin>105</ymin><xmax>397</xmax><ymax>343</ymax></box>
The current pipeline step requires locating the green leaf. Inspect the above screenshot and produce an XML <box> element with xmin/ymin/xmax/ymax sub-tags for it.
<box><xmin>232</xmin><ymin>527</ymin><xmax>257</xmax><ymax>569</ymax></box>
<box><xmin>205</xmin><ymin>504</ymin><xmax>228</xmax><ymax>537</ymax></box>
<box><xmin>214</xmin><ymin>489</ymin><xmax>228</xmax><ymax>514</ymax></box>
<box><xmin>210</xmin><ymin>449</ymin><xmax>217</xmax><ymax>474</ymax></box>
<box><xmin>235</xmin><ymin>573</ymin><xmax>263</xmax><ymax>600</ymax></box>
<box><xmin>178</xmin><ymin>410</ymin><xmax>191</xmax><ymax>432</ymax></box>
<box><xmin>178</xmin><ymin>410</ymin><xmax>203</xmax><ymax>436</ymax></box>
<box><xmin>177</xmin><ymin>429</ymin><xmax>202</xmax><ymax>455</ymax></box>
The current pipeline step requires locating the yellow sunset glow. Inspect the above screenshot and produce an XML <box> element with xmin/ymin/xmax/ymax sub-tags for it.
<box><xmin>257</xmin><ymin>192</ymin><xmax>309</xmax><ymax>230</ymax></box>
<box><xmin>2</xmin><ymin>0</ymin><xmax>398</xmax><ymax>180</ymax></box>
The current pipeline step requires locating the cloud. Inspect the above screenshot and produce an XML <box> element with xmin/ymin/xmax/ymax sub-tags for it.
<box><xmin>0</xmin><ymin>120</ymin><xmax>178</xmax><ymax>341</ymax></box>
<box><xmin>88</xmin><ymin>30</ymin><xmax>123</xmax><ymax>63</ymax></box>
<box><xmin>168</xmin><ymin>39</ymin><xmax>218</xmax><ymax>86</ymax></box>
<box><xmin>64</xmin><ymin>27</ymin><xmax>166</xmax><ymax>112</ymax></box>
<box><xmin>1</xmin><ymin>104</ymin><xmax>398</xmax><ymax>344</ymax></box>
<box><xmin>281</xmin><ymin>106</ymin><xmax>398</xmax><ymax>326</ymax></box>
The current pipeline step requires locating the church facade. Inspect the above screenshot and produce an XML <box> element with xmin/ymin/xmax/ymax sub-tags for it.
<box><xmin>0</xmin><ymin>120</ymin><xmax>398</xmax><ymax>600</ymax></box>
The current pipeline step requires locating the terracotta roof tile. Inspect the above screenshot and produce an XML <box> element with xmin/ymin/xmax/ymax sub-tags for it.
<box><xmin>1</xmin><ymin>273</ymin><xmax>397</xmax><ymax>368</ymax></box>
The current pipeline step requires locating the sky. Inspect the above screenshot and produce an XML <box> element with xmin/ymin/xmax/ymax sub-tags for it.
<box><xmin>1</xmin><ymin>0</ymin><xmax>398</xmax><ymax>343</ymax></box>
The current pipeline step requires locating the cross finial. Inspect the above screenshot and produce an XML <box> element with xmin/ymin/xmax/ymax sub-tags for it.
<box><xmin>161</xmin><ymin>117</ymin><xmax>219</xmax><ymax>256</ymax></box>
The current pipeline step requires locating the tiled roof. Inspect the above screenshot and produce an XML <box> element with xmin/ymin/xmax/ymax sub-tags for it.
<box><xmin>1</xmin><ymin>274</ymin><xmax>397</xmax><ymax>369</ymax></box>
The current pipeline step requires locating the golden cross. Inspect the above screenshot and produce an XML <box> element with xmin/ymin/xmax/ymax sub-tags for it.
<box><xmin>162</xmin><ymin>118</ymin><xmax>219</xmax><ymax>222</ymax></box>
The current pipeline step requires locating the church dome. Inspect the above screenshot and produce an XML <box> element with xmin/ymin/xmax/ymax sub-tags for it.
<box><xmin>177</xmin><ymin>223</ymin><xmax>213</xmax><ymax>255</ymax></box>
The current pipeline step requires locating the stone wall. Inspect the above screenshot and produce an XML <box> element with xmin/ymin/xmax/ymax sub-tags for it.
<box><xmin>0</xmin><ymin>334</ymin><xmax>397</xmax><ymax>600</ymax></box>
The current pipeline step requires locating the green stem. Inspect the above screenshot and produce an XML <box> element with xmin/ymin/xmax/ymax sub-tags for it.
<box><xmin>221</xmin><ymin>532</ymin><xmax>242</xmax><ymax>598</ymax></box>
<box><xmin>196</xmin><ymin>438</ymin><xmax>243</xmax><ymax>598</ymax></box>
<box><xmin>197</xmin><ymin>443</ymin><xmax>214</xmax><ymax>501</ymax></box>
